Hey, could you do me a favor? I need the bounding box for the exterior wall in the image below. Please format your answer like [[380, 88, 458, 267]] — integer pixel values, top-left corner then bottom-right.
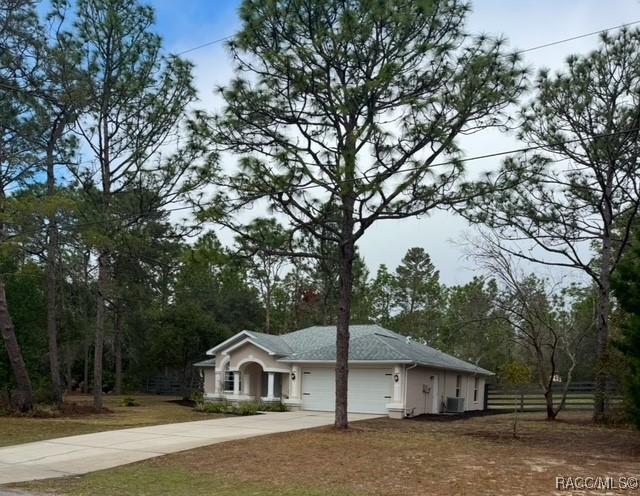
[[466, 375, 485, 411], [406, 366, 487, 415], [227, 342, 291, 372], [281, 372, 290, 399], [406, 366, 443, 415], [202, 368, 216, 395]]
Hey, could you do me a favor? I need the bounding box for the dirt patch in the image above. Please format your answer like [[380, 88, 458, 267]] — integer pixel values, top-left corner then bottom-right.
[[144, 411, 640, 496]]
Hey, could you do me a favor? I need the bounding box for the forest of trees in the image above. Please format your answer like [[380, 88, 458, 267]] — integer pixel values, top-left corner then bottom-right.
[[1, 0, 639, 428]]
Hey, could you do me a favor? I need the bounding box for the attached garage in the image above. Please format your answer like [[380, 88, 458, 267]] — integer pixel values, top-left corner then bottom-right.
[[301, 367, 393, 414], [199, 325, 494, 418]]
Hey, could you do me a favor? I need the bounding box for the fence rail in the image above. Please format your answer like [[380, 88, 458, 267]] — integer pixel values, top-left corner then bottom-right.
[[143, 375, 202, 396], [486, 382, 623, 412]]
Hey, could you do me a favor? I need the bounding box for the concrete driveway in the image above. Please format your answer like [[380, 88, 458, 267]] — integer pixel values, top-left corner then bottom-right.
[[0, 411, 378, 485]]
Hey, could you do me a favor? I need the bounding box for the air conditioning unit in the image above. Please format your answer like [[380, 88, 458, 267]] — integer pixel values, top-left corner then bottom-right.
[[446, 397, 465, 413]]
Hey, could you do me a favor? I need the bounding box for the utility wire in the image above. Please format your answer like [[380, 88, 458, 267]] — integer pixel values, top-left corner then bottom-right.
[[175, 35, 234, 56], [516, 20, 640, 54], [3, 17, 638, 160], [170, 19, 640, 58], [239, 127, 640, 194], [8, 126, 639, 232], [4, 19, 640, 228]]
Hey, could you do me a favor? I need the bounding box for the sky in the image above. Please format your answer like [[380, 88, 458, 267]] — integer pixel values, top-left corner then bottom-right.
[[147, 0, 639, 285]]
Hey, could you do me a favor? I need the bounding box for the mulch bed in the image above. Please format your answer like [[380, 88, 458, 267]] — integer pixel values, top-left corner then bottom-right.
[[165, 398, 196, 408], [0, 402, 113, 419], [408, 408, 507, 422]]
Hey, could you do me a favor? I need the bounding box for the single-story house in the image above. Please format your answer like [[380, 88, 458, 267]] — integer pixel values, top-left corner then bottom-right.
[[194, 324, 493, 418]]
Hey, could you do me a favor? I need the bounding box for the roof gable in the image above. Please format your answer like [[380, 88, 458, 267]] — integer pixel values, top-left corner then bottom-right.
[[206, 330, 291, 357]]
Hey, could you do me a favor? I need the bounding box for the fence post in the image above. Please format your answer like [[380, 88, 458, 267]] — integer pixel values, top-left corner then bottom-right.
[[484, 383, 489, 410], [520, 389, 524, 412]]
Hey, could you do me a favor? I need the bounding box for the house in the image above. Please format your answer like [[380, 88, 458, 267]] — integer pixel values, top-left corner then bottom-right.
[[194, 324, 493, 418]]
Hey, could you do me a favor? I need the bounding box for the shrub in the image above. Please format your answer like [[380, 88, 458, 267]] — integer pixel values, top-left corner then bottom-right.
[[31, 403, 62, 417], [258, 401, 288, 412], [194, 399, 283, 416], [195, 399, 230, 414], [120, 397, 140, 407], [191, 391, 204, 404], [234, 402, 260, 416]]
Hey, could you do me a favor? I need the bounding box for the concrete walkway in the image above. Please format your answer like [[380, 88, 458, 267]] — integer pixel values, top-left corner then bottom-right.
[[0, 411, 377, 485]]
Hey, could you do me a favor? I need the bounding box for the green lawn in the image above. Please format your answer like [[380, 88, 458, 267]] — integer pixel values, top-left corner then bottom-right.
[[18, 467, 345, 496], [0, 394, 221, 448], [14, 411, 640, 496]]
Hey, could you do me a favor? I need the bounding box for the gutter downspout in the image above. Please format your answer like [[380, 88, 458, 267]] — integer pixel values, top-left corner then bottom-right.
[[403, 363, 418, 417]]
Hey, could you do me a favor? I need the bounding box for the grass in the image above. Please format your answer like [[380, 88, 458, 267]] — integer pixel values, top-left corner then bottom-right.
[[0, 394, 222, 448], [14, 411, 640, 496]]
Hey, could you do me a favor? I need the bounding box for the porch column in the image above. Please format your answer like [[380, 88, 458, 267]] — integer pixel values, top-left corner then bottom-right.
[[242, 371, 251, 395], [233, 371, 241, 396], [291, 366, 301, 399], [267, 372, 275, 399], [214, 371, 223, 395], [393, 365, 403, 402]]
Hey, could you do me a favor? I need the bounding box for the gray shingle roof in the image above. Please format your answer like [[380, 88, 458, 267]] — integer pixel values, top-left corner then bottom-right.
[[279, 325, 492, 375], [244, 330, 293, 355], [217, 325, 492, 375], [193, 358, 216, 367]]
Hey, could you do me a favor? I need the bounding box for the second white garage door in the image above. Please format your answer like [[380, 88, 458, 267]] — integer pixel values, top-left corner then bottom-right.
[[301, 367, 393, 414]]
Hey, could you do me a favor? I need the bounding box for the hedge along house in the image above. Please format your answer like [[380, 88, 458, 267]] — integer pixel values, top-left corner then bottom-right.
[[194, 325, 493, 418]]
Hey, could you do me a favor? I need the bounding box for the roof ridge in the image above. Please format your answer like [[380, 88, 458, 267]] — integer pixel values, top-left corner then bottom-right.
[[365, 333, 407, 358]]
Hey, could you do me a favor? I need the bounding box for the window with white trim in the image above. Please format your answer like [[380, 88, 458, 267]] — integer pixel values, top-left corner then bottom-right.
[[473, 376, 479, 402], [455, 375, 462, 398], [223, 364, 238, 392]]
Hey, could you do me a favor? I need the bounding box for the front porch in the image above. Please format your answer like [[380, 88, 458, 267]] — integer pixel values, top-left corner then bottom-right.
[[204, 359, 289, 404]]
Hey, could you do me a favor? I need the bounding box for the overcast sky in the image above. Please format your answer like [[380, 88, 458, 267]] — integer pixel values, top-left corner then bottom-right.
[[148, 0, 638, 285]]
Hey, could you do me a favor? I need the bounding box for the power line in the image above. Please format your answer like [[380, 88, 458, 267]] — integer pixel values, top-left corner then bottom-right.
[[516, 20, 640, 55], [10, 126, 638, 232], [247, 126, 640, 194], [5, 19, 640, 229], [175, 35, 234, 56], [169, 19, 640, 59]]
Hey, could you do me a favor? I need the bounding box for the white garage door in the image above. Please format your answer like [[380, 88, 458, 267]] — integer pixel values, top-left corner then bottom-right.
[[301, 368, 393, 414]]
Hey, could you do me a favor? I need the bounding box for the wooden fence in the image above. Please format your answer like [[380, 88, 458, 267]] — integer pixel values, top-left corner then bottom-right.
[[485, 382, 623, 412], [143, 374, 203, 396]]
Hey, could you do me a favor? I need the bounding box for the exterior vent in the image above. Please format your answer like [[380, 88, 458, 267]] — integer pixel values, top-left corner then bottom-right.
[[446, 397, 465, 413]]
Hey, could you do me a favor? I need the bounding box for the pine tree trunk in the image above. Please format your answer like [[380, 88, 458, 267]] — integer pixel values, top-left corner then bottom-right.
[[265, 284, 271, 333], [63, 345, 73, 391], [82, 251, 90, 395], [93, 251, 109, 409], [593, 276, 610, 422], [45, 123, 64, 405], [0, 282, 33, 412], [46, 220, 62, 404], [594, 204, 613, 423], [335, 210, 355, 429], [82, 338, 89, 394], [0, 168, 33, 412], [114, 308, 123, 395], [335, 135, 357, 430]]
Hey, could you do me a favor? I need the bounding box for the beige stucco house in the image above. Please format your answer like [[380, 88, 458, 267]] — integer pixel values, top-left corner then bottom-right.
[[195, 325, 493, 418]]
